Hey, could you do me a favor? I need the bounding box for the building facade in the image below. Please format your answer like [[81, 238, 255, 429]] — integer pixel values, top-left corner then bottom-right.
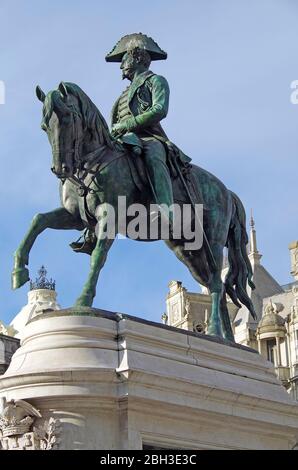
[[165, 219, 298, 400], [0, 329, 19, 375]]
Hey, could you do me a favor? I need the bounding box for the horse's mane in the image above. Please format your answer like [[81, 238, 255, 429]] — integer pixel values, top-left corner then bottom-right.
[[65, 82, 114, 148], [42, 82, 114, 149]]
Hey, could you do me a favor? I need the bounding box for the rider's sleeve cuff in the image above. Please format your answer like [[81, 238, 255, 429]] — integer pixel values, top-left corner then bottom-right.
[[125, 116, 138, 132]]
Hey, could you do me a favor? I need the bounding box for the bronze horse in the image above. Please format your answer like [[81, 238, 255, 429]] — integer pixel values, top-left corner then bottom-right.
[[12, 82, 256, 341]]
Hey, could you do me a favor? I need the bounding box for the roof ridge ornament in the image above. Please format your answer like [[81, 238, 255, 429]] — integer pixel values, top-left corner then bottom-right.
[[250, 208, 255, 229], [29, 265, 56, 291]]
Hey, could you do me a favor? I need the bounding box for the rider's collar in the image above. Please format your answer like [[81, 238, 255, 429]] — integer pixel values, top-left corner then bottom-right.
[[128, 70, 154, 102]]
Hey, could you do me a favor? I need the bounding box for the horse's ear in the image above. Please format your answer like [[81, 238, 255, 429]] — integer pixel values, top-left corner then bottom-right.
[[58, 82, 68, 98], [36, 85, 46, 103]]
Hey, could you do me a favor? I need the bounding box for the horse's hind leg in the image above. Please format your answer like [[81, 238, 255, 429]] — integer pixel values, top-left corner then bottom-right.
[[206, 259, 224, 338], [12, 207, 83, 289], [167, 240, 228, 339], [205, 242, 235, 340], [165, 240, 211, 287]]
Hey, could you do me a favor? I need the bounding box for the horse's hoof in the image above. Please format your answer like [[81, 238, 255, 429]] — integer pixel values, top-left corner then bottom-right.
[[207, 323, 223, 338], [12, 267, 30, 290], [74, 294, 93, 307]]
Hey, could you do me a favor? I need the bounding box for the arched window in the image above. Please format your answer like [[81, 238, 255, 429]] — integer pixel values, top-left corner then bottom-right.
[[267, 339, 276, 364]]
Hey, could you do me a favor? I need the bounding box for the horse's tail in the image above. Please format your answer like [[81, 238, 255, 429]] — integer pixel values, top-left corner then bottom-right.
[[224, 191, 257, 321]]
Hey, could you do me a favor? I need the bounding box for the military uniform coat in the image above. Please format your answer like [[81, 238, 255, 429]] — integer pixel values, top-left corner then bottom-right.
[[111, 70, 191, 165], [111, 70, 169, 140]]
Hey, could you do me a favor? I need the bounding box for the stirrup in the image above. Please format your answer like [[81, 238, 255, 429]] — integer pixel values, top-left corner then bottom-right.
[[69, 230, 96, 255], [69, 240, 95, 255]]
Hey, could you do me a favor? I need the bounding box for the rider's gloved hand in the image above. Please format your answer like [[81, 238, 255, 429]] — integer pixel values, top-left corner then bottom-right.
[[111, 122, 126, 138], [111, 117, 138, 138]]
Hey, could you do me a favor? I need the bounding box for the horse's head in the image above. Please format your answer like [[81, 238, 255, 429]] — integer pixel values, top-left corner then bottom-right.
[[36, 82, 85, 179]]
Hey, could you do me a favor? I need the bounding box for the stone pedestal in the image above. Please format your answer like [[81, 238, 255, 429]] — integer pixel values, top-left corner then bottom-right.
[[1, 308, 298, 450]]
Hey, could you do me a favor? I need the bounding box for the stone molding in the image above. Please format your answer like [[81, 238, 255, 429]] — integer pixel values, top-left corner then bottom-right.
[[1, 309, 298, 449]]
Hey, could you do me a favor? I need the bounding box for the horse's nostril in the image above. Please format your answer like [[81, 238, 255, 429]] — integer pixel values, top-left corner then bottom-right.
[[51, 167, 56, 173]]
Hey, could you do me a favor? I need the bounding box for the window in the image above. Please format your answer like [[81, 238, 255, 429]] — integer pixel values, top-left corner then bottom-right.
[[171, 303, 179, 323], [295, 330, 298, 362], [267, 339, 276, 364]]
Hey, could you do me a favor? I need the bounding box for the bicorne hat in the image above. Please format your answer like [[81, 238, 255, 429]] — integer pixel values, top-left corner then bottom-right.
[[105, 33, 167, 62]]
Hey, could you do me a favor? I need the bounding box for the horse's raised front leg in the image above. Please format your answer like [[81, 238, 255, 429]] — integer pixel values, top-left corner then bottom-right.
[[12, 207, 83, 289], [75, 219, 115, 307]]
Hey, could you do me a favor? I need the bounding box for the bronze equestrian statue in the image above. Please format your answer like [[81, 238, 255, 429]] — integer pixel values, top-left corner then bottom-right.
[[12, 33, 256, 342]]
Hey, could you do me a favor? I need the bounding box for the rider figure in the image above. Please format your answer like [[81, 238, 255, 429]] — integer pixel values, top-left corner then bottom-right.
[[106, 33, 175, 226], [71, 34, 191, 254]]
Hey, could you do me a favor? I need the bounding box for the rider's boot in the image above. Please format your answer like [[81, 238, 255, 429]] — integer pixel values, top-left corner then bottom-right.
[[146, 156, 174, 235], [142, 139, 174, 227], [70, 229, 97, 255]]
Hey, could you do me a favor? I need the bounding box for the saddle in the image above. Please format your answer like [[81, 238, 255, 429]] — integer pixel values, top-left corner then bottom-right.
[[120, 132, 194, 205], [70, 134, 200, 255]]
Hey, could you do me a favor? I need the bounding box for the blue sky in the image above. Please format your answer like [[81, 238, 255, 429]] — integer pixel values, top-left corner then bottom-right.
[[0, 0, 297, 324]]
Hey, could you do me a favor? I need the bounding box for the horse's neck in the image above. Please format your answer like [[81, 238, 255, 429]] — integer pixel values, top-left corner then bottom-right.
[[80, 131, 113, 169], [82, 131, 102, 155]]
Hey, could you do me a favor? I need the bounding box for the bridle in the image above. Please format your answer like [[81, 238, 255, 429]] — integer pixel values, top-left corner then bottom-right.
[[52, 105, 99, 195], [51, 97, 121, 200]]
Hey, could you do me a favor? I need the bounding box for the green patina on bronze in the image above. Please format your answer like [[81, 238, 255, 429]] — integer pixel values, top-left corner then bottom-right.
[[12, 33, 256, 342]]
